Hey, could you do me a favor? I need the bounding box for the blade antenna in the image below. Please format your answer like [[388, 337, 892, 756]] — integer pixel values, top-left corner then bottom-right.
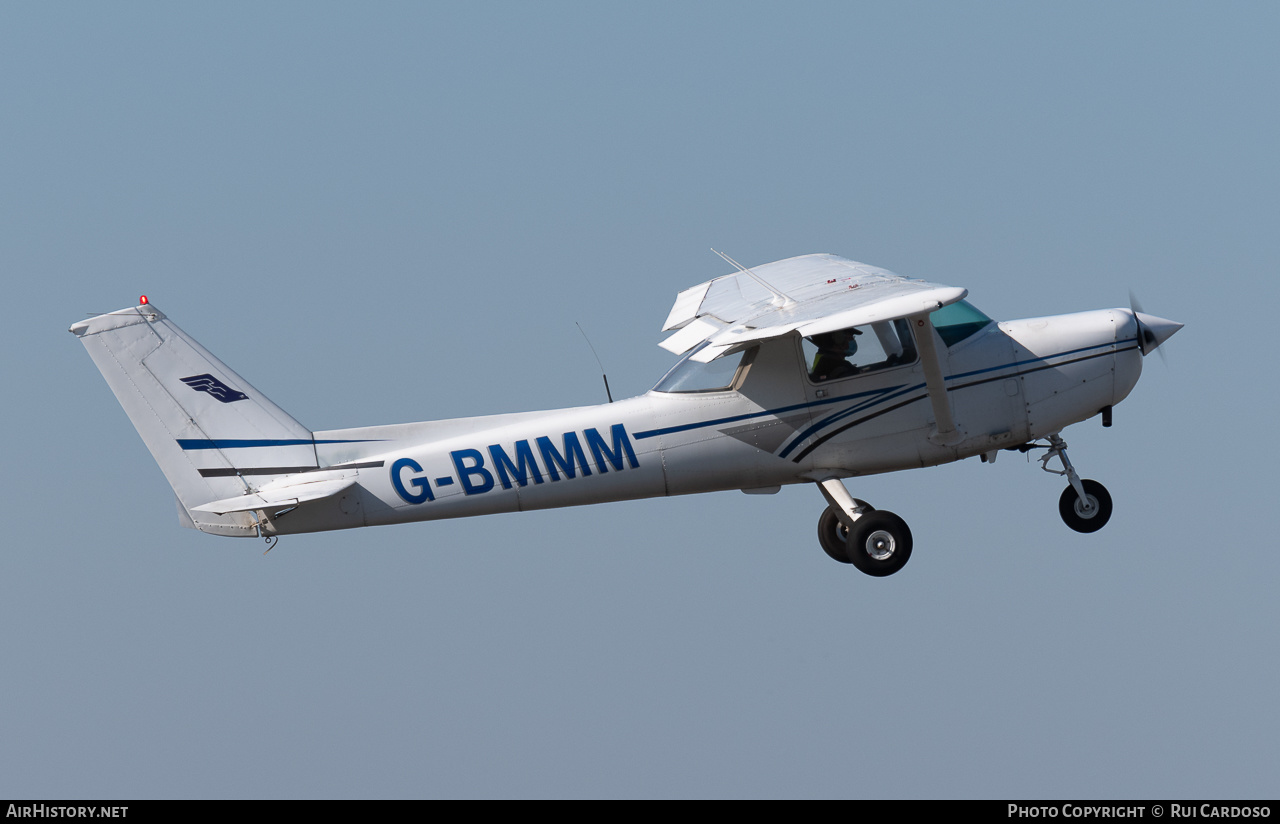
[[576, 322, 614, 403], [711, 248, 796, 308]]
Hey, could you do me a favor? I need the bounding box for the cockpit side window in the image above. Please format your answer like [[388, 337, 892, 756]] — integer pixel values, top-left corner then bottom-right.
[[930, 300, 993, 347], [802, 319, 918, 383], [653, 343, 754, 393]]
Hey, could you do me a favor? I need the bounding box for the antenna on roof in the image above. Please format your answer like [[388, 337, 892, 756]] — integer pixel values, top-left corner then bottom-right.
[[711, 248, 796, 308], [576, 322, 614, 403]]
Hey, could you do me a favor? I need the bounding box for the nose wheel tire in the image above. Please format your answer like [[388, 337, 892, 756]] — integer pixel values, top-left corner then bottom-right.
[[1058, 479, 1113, 533], [845, 510, 912, 577], [817, 501, 874, 564]]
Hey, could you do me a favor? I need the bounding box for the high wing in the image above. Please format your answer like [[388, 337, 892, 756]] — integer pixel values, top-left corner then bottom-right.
[[661, 254, 967, 362]]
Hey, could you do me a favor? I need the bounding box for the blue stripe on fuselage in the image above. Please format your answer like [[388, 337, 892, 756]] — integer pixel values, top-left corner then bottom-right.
[[636, 338, 1135, 457], [176, 438, 383, 450]]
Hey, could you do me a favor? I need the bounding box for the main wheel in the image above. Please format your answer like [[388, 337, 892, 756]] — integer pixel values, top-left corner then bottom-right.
[[845, 510, 912, 577], [1058, 479, 1113, 533], [817, 501, 874, 564]]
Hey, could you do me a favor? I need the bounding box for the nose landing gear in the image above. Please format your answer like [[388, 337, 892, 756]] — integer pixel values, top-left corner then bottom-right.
[[1040, 433, 1113, 533]]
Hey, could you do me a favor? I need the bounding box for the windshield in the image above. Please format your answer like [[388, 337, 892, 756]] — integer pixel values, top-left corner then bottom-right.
[[653, 343, 751, 393]]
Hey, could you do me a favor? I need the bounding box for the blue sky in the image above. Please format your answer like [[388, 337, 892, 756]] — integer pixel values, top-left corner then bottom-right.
[[2, 2, 1277, 798]]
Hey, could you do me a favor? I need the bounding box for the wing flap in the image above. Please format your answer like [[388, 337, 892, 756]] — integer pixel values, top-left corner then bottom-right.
[[659, 316, 729, 354]]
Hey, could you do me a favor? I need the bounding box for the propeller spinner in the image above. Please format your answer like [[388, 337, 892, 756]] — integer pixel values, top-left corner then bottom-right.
[[1129, 293, 1183, 358]]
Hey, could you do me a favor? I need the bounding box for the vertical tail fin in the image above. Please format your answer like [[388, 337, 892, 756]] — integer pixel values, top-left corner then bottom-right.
[[70, 302, 318, 537]]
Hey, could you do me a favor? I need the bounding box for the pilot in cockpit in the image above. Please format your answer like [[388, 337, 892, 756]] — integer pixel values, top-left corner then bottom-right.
[[809, 327, 862, 382]]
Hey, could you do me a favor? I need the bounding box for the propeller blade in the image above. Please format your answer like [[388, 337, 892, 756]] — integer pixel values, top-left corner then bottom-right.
[[1129, 292, 1159, 358]]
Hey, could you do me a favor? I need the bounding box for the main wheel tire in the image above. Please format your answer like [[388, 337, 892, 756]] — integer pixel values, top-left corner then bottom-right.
[[845, 510, 912, 577], [1059, 479, 1113, 533], [817, 501, 874, 564]]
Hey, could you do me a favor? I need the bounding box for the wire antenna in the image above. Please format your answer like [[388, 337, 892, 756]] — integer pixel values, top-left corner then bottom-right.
[[576, 322, 614, 403], [711, 248, 796, 308]]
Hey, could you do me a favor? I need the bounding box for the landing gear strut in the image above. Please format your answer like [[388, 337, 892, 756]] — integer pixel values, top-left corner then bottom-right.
[[1040, 434, 1113, 533]]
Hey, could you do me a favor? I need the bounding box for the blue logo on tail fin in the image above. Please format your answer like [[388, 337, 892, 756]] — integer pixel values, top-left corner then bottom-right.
[[180, 374, 249, 403]]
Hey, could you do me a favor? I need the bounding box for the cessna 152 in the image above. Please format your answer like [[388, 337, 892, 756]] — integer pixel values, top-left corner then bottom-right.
[[70, 253, 1181, 576]]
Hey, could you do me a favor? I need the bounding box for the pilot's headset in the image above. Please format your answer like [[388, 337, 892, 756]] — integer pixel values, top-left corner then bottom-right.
[[819, 328, 861, 357]]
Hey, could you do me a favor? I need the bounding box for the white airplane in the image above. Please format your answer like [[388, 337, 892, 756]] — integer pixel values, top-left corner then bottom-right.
[[70, 253, 1181, 576]]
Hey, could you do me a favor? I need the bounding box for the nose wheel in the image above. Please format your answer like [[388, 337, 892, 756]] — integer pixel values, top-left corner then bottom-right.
[[1058, 479, 1113, 533], [1040, 434, 1114, 533]]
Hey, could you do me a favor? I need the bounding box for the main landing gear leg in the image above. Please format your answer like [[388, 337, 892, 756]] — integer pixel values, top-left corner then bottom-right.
[[1041, 434, 1113, 533], [814, 479, 913, 576]]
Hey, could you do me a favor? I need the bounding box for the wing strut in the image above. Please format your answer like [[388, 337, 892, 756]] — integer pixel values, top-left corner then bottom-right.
[[908, 311, 963, 447]]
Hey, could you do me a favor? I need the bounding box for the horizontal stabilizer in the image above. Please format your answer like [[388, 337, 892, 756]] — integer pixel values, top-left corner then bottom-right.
[[192, 476, 355, 515]]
